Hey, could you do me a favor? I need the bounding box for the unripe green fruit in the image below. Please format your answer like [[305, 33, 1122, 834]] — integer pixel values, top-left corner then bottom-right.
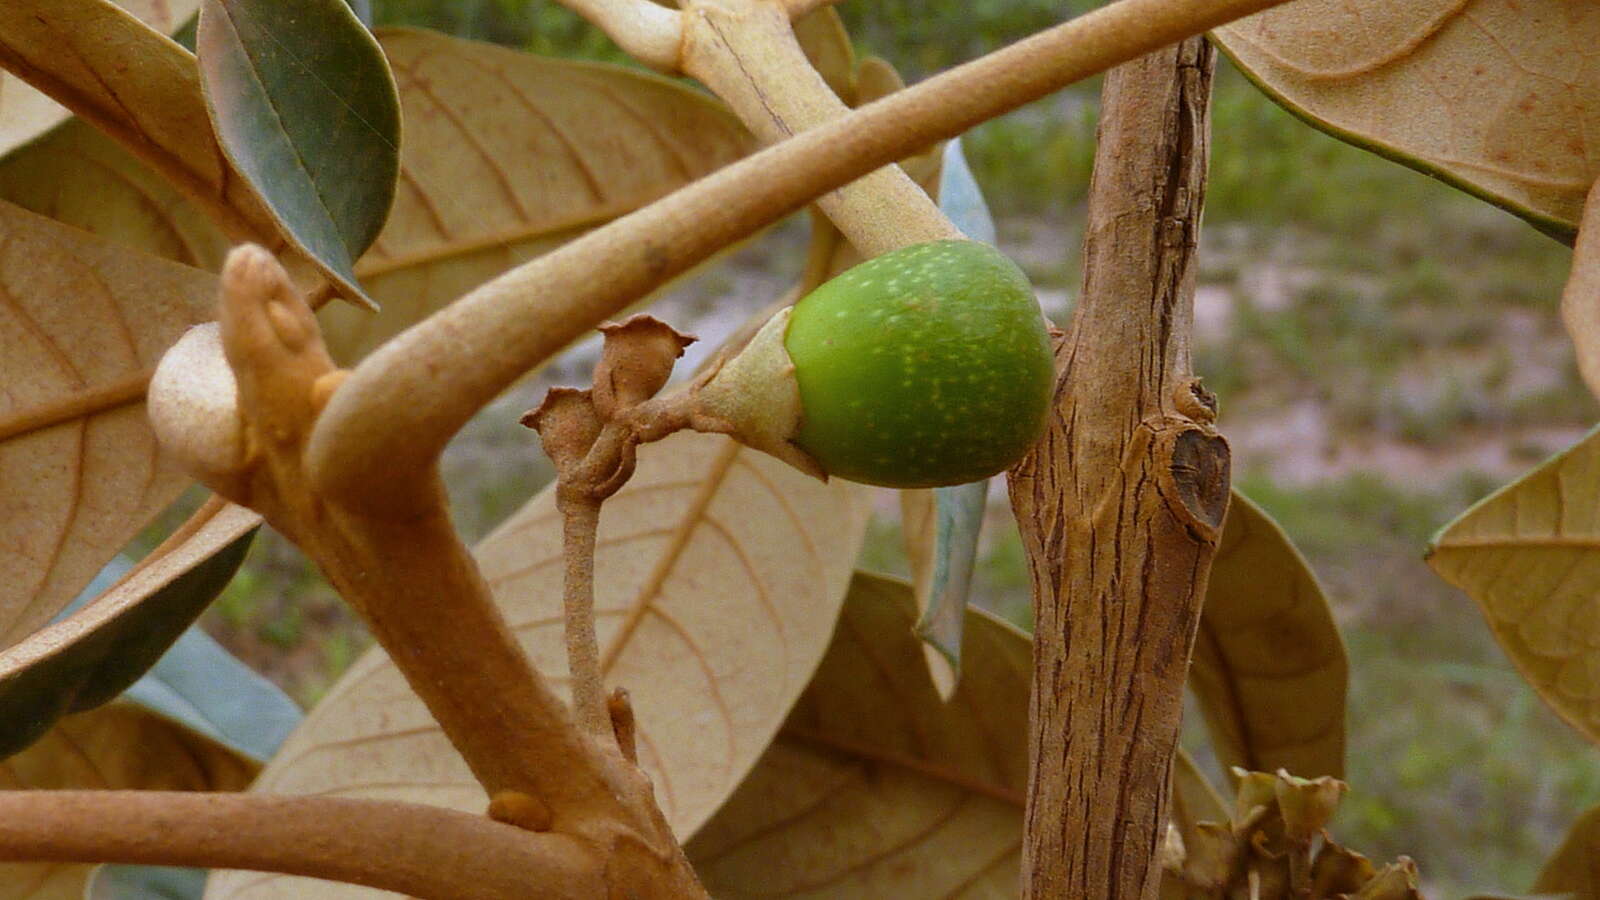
[[784, 240, 1054, 489]]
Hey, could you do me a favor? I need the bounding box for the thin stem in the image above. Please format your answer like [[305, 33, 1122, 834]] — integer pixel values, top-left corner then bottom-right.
[[0, 792, 602, 900], [308, 0, 1299, 510], [679, 0, 960, 257], [554, 0, 681, 70], [558, 486, 609, 738], [150, 247, 706, 897]]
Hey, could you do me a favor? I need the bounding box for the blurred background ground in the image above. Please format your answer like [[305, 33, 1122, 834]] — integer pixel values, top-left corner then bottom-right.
[[137, 1, 1600, 894]]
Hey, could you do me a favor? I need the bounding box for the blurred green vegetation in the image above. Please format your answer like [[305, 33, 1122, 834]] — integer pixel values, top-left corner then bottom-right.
[[178, 1, 1594, 893]]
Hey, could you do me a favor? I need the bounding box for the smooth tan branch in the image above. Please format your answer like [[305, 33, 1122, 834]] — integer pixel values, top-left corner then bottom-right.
[[308, 0, 1296, 510], [556, 0, 683, 70], [551, 0, 845, 72], [0, 792, 603, 900]]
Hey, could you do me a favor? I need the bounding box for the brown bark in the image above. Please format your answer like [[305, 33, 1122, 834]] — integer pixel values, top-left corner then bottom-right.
[[0, 792, 602, 900], [1008, 37, 1227, 899]]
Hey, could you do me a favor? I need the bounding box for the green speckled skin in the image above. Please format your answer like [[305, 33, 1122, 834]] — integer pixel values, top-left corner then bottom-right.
[[784, 240, 1055, 488]]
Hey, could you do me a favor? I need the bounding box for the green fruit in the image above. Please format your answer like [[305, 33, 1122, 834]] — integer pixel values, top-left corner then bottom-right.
[[784, 240, 1054, 489]]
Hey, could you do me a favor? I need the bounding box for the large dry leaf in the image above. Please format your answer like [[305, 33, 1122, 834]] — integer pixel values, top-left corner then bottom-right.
[[205, 431, 869, 899], [315, 28, 754, 363], [0, 700, 258, 900], [0, 0, 199, 161], [686, 572, 1027, 898], [1213, 0, 1600, 241], [0, 0, 273, 243], [1561, 183, 1600, 401], [0, 119, 231, 272], [0, 200, 215, 649], [1192, 492, 1348, 780], [1533, 804, 1600, 896], [0, 500, 258, 757], [1428, 426, 1600, 745]]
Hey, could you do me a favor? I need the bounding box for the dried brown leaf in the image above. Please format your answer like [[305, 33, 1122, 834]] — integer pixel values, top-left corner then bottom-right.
[[205, 431, 869, 899], [314, 28, 755, 363], [1191, 492, 1348, 780], [0, 120, 231, 272], [1531, 801, 1600, 895], [0, 200, 215, 649], [792, 6, 855, 102], [0, 700, 258, 900], [1171, 746, 1230, 845], [0, 0, 199, 160], [1427, 426, 1600, 745], [685, 572, 1027, 897], [0, 0, 274, 242], [1213, 1, 1600, 241]]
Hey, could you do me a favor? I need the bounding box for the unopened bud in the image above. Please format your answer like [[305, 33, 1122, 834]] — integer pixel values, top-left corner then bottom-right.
[[592, 315, 695, 420], [522, 387, 602, 474]]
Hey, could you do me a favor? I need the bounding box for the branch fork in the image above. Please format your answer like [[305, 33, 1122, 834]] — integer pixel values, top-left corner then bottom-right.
[[148, 247, 705, 898]]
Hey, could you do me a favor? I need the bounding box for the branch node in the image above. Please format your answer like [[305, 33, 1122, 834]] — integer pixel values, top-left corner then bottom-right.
[[608, 688, 638, 765], [487, 791, 555, 833]]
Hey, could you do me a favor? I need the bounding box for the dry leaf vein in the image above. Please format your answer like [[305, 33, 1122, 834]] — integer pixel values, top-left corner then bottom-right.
[[780, 725, 1024, 808], [578, 79, 697, 180], [731, 457, 824, 578], [700, 514, 788, 647], [689, 771, 862, 867], [789, 793, 974, 895], [1233, 0, 1469, 79], [392, 54, 537, 218], [453, 53, 606, 204], [598, 440, 740, 673], [941, 837, 1023, 899]]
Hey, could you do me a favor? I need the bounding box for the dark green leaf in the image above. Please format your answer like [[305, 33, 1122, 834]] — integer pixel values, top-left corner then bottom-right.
[[89, 865, 208, 900], [125, 619, 301, 762], [0, 504, 258, 758], [198, 0, 400, 308]]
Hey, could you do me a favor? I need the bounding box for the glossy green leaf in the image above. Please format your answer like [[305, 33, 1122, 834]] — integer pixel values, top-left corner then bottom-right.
[[1192, 492, 1349, 780], [0, 0, 280, 249], [88, 866, 207, 900], [0, 503, 258, 758], [198, 0, 400, 308]]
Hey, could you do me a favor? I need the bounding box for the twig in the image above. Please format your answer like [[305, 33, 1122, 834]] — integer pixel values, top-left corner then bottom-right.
[[557, 485, 608, 737], [307, 0, 1299, 511], [679, 0, 960, 257], [553, 0, 681, 70], [149, 249, 706, 897], [0, 791, 602, 900], [1009, 38, 1227, 898]]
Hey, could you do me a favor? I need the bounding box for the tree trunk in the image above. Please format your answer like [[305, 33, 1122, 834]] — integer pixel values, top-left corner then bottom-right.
[[1009, 36, 1226, 900]]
